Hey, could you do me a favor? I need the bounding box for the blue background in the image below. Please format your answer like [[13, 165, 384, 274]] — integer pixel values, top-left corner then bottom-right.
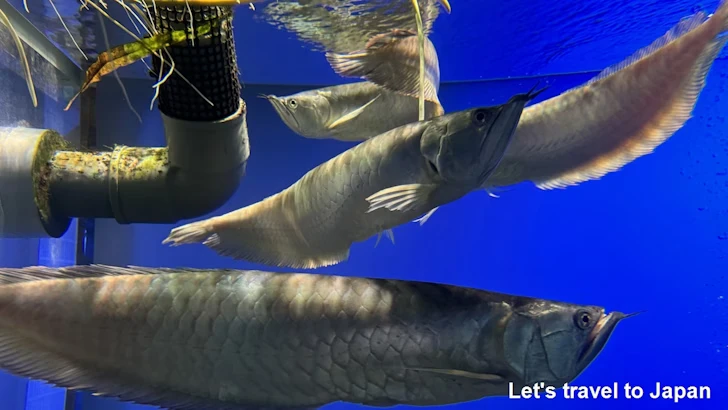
[[1, 0, 727, 409]]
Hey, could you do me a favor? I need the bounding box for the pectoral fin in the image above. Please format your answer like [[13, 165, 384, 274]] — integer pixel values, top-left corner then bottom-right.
[[366, 184, 436, 213], [327, 94, 381, 129], [405, 367, 505, 382]]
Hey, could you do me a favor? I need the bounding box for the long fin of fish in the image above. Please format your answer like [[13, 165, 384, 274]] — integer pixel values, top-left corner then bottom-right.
[[405, 367, 505, 382], [0, 325, 315, 410], [366, 184, 437, 213], [327, 94, 381, 129], [164, 212, 350, 270], [413, 207, 438, 225], [325, 30, 441, 106], [162, 219, 213, 247], [374, 229, 395, 247], [0, 265, 244, 284], [488, 2, 728, 189]]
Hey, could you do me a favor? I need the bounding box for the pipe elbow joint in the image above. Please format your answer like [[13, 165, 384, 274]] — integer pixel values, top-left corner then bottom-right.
[[107, 99, 249, 225], [162, 99, 250, 221]]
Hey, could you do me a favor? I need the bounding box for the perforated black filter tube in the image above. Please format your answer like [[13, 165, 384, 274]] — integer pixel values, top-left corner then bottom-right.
[[149, 6, 241, 122]]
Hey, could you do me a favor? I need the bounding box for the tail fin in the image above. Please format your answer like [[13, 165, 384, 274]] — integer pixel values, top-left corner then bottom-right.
[[163, 213, 350, 269], [162, 220, 213, 246]]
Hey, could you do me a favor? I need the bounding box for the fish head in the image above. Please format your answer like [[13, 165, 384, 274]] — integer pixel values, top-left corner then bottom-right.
[[502, 300, 634, 388], [420, 88, 545, 187], [262, 91, 332, 137]]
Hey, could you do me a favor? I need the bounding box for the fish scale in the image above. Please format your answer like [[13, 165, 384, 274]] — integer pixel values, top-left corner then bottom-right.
[[0, 270, 440, 402], [0, 265, 628, 409]]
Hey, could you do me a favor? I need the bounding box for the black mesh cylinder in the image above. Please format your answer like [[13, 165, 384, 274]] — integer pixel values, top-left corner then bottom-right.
[[149, 6, 241, 122]]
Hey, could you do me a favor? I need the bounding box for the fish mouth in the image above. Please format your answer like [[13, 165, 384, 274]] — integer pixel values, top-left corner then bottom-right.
[[262, 94, 302, 132], [576, 311, 639, 373]]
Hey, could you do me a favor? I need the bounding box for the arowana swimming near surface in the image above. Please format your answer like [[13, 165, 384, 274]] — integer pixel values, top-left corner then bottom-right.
[[263, 81, 442, 142], [310, 2, 728, 224], [266, 29, 444, 142], [163, 89, 541, 268], [484, 0, 728, 191], [0, 264, 633, 410]]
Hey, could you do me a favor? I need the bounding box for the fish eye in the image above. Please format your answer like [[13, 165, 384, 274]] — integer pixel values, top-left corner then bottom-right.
[[472, 109, 489, 126], [288, 99, 298, 108], [575, 310, 593, 330]]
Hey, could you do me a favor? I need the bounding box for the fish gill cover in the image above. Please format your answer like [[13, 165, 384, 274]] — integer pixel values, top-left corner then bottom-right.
[[260, 0, 441, 54]]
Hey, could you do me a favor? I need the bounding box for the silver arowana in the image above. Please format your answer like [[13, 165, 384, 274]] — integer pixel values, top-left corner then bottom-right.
[[486, 1, 728, 190], [312, 2, 728, 203], [266, 29, 444, 142], [0, 265, 634, 410], [263, 81, 442, 142], [164, 89, 542, 269]]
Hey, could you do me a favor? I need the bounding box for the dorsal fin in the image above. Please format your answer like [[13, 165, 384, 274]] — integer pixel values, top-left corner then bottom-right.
[[0, 265, 222, 285], [574, 12, 709, 91]]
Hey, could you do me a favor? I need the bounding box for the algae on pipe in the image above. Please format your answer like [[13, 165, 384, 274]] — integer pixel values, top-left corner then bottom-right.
[[0, 127, 71, 238]]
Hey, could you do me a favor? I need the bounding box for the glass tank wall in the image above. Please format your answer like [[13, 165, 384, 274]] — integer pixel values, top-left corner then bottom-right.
[[0, 1, 726, 410], [0, 0, 86, 409]]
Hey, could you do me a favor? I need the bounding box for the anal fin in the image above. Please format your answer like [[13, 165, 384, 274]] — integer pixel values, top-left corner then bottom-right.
[[374, 229, 396, 247]]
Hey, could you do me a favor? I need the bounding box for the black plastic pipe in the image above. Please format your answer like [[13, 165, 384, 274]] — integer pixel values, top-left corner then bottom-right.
[[151, 5, 241, 122]]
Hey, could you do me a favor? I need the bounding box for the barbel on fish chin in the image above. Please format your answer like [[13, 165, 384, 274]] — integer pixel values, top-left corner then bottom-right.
[[325, 29, 442, 112], [263, 81, 443, 142], [163, 89, 542, 269], [0, 265, 633, 410]]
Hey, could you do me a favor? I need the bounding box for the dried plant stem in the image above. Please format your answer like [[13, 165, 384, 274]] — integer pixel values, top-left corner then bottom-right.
[[409, 0, 425, 121]]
